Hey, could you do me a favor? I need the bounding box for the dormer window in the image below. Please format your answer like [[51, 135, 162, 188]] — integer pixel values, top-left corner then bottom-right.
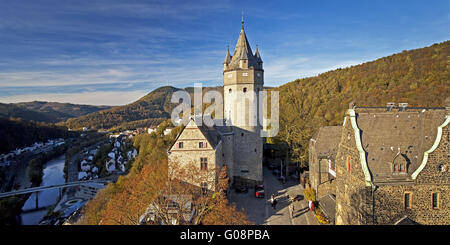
[[393, 163, 407, 173]]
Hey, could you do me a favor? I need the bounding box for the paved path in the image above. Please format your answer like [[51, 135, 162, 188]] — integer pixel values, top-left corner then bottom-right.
[[229, 167, 319, 225]]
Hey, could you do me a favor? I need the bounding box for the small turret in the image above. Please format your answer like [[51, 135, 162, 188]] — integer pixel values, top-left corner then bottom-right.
[[224, 46, 232, 70], [254, 45, 263, 69]]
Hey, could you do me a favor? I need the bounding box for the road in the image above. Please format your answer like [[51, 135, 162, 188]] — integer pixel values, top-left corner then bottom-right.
[[229, 166, 319, 225]]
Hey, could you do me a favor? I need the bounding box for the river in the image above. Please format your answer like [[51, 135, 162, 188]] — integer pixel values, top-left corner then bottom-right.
[[20, 154, 66, 225]]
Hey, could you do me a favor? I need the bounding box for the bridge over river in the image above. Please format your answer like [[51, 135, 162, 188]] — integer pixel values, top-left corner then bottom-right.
[[0, 179, 112, 210]]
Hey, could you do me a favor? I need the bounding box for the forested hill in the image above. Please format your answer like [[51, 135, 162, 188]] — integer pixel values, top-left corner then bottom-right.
[[66, 86, 183, 130], [0, 118, 76, 154], [16, 101, 111, 122], [275, 40, 450, 167], [0, 103, 58, 123], [0, 101, 111, 123]]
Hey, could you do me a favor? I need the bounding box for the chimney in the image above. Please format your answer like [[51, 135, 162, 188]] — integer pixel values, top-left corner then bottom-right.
[[398, 103, 408, 112], [386, 102, 395, 112]]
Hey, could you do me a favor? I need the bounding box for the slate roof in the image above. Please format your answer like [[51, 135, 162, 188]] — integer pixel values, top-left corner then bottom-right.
[[197, 123, 221, 149], [311, 126, 342, 159], [353, 107, 447, 183], [318, 194, 336, 224]]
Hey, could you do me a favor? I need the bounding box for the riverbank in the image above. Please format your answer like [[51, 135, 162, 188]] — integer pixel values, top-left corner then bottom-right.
[[0, 145, 67, 225], [20, 155, 66, 225]]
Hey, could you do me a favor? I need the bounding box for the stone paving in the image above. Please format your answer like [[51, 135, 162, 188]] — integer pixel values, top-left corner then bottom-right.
[[229, 166, 319, 225]]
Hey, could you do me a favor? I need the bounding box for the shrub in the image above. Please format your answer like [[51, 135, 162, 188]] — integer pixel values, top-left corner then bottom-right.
[[303, 187, 316, 202]]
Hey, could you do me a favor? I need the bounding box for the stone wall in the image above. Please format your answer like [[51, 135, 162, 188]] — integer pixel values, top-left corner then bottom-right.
[[168, 121, 220, 191], [374, 184, 449, 225], [335, 114, 373, 225]]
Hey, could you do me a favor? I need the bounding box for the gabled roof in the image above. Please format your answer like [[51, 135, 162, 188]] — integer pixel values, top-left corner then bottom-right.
[[168, 118, 222, 152], [394, 216, 420, 225], [351, 107, 447, 183]]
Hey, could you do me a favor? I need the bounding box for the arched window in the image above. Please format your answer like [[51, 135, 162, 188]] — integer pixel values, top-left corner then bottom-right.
[[243, 87, 247, 93], [229, 88, 232, 93]]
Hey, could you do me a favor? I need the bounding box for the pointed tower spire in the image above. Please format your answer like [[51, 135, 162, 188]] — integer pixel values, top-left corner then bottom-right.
[[225, 17, 261, 70], [224, 45, 231, 64], [255, 44, 262, 63]]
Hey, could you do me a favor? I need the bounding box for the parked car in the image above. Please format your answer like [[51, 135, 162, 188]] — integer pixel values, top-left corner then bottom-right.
[[255, 185, 265, 198]]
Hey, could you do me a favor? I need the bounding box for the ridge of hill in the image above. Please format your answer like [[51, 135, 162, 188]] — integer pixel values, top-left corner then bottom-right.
[[16, 101, 111, 122], [66, 86, 182, 130]]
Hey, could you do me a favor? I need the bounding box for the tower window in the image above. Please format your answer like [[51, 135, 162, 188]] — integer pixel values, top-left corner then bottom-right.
[[432, 193, 439, 209], [242, 72, 248, 76], [243, 87, 247, 93], [178, 142, 183, 148], [229, 88, 232, 93]]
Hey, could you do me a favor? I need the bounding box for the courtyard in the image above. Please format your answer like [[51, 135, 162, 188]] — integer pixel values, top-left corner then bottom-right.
[[229, 166, 319, 225]]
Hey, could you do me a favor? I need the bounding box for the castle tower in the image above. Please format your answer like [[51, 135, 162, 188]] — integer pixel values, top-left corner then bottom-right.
[[223, 19, 264, 186]]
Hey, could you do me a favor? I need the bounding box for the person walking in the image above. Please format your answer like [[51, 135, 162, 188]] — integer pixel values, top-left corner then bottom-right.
[[270, 194, 278, 210]]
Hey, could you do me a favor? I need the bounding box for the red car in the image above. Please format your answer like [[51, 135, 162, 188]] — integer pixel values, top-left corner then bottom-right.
[[255, 185, 265, 198]]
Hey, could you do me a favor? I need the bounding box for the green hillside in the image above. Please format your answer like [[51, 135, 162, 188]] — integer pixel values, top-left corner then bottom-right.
[[0, 101, 111, 123], [0, 118, 76, 154], [65, 86, 227, 131], [16, 101, 111, 122], [0, 103, 58, 123], [66, 86, 183, 130], [274, 41, 449, 167]]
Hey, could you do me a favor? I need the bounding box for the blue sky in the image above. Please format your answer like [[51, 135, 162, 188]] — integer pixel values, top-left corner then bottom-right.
[[0, 0, 448, 105]]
